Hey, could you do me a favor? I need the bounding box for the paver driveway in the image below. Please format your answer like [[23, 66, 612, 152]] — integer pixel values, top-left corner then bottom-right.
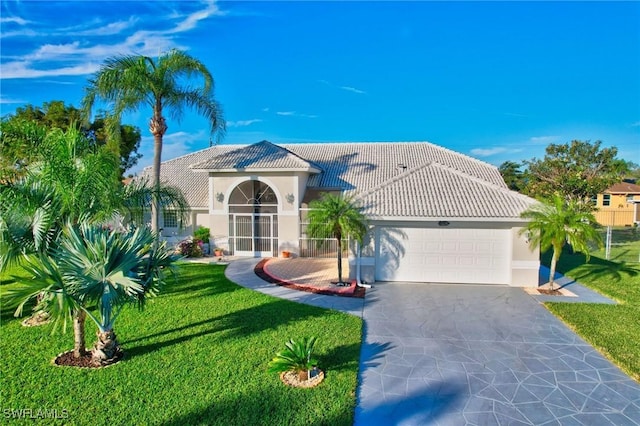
[[356, 282, 640, 426]]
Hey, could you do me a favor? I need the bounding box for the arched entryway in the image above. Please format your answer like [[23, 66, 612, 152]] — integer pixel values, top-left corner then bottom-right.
[[228, 180, 279, 257]]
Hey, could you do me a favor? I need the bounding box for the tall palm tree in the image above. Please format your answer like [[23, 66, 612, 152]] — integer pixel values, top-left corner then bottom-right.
[[306, 194, 369, 285], [11, 223, 176, 366], [520, 195, 602, 289], [82, 49, 225, 233]]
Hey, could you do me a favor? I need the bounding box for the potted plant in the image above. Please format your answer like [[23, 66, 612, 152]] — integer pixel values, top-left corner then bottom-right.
[[268, 336, 321, 383], [281, 250, 291, 258], [213, 247, 224, 257]]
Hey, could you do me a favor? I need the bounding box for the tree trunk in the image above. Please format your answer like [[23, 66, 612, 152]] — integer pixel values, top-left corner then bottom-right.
[[298, 369, 309, 382], [91, 329, 123, 366], [337, 237, 343, 284], [73, 309, 87, 358], [548, 248, 559, 290], [149, 112, 167, 235]]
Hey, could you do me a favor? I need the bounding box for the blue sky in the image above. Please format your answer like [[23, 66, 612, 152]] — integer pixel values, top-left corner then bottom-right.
[[1, 1, 638, 174]]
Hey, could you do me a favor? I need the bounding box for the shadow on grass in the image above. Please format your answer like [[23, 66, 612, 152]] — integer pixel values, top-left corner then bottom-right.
[[543, 250, 639, 282], [160, 386, 355, 426], [123, 299, 328, 360]]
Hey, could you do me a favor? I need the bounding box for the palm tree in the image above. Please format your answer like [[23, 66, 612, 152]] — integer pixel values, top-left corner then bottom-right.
[[11, 223, 176, 366], [0, 126, 121, 272], [0, 124, 184, 359], [82, 49, 225, 233], [520, 195, 602, 289], [306, 194, 369, 285]]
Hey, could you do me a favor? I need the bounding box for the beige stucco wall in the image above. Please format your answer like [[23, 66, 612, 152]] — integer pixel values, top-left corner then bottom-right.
[[196, 171, 311, 255]]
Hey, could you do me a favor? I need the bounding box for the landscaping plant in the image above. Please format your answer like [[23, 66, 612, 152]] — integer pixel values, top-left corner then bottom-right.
[[83, 49, 225, 234], [268, 336, 319, 381], [306, 194, 368, 285], [520, 194, 602, 289], [8, 223, 176, 366]]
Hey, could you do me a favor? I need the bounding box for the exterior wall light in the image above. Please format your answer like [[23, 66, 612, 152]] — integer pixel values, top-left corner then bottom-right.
[[216, 192, 224, 202], [285, 193, 295, 204]]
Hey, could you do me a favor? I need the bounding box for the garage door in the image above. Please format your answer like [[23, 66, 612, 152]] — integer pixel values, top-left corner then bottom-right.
[[375, 227, 511, 284]]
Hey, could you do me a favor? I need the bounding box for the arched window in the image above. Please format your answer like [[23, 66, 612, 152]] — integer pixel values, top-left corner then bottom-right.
[[228, 180, 278, 213]]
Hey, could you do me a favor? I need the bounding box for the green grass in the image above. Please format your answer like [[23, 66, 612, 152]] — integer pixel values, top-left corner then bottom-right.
[[542, 229, 640, 381], [1, 263, 363, 425]]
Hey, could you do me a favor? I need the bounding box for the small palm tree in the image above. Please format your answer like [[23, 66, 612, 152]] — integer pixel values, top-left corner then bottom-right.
[[520, 195, 602, 289], [11, 223, 176, 366], [268, 337, 318, 381], [306, 194, 368, 285], [82, 49, 225, 234]]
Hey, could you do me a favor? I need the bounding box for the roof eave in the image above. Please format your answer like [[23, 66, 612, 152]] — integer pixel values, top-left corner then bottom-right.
[[366, 215, 531, 223], [190, 166, 322, 174]]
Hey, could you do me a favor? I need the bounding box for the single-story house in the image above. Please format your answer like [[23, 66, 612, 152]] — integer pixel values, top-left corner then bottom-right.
[[592, 182, 640, 227], [140, 140, 540, 287]]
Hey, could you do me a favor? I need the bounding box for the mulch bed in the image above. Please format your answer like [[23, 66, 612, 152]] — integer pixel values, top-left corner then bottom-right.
[[537, 289, 564, 296], [254, 259, 365, 298], [53, 350, 122, 369]]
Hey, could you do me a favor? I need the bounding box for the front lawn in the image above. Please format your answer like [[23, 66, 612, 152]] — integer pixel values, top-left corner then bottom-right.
[[0, 263, 363, 425], [543, 231, 640, 381]]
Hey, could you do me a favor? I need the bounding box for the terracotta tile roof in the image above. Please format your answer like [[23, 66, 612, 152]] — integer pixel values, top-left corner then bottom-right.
[[138, 140, 535, 218], [605, 182, 640, 194]]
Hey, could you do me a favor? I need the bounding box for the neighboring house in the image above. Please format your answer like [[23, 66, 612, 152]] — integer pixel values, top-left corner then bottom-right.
[[592, 182, 640, 227], [140, 140, 540, 287]]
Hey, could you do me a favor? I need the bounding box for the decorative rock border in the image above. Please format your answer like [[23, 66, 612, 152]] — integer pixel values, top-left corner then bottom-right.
[[279, 369, 325, 388]]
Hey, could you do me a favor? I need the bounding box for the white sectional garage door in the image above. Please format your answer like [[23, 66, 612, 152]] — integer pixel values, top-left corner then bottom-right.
[[375, 227, 511, 284]]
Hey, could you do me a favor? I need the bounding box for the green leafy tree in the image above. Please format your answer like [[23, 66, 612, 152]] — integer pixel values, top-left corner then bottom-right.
[[524, 140, 628, 205], [11, 223, 176, 366], [82, 49, 225, 233], [520, 195, 603, 289], [499, 161, 526, 191], [1, 100, 142, 176], [306, 194, 368, 285]]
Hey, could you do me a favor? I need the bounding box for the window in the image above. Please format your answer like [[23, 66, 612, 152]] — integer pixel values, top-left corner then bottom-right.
[[602, 194, 611, 207], [228, 180, 277, 214], [163, 210, 178, 228], [590, 195, 598, 206]]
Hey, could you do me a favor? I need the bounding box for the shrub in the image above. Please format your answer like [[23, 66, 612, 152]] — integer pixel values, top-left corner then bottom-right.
[[193, 226, 210, 243], [178, 238, 203, 258], [268, 336, 318, 381]]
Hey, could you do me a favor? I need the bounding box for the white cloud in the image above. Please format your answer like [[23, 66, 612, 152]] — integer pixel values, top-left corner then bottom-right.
[[0, 61, 100, 79], [470, 147, 523, 157], [0, 1, 224, 80], [170, 1, 226, 33], [340, 85, 366, 94], [227, 119, 263, 127], [0, 16, 30, 25], [276, 111, 317, 118], [529, 135, 561, 144], [319, 79, 366, 94], [0, 95, 26, 104], [74, 17, 139, 36], [261, 107, 270, 112]]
